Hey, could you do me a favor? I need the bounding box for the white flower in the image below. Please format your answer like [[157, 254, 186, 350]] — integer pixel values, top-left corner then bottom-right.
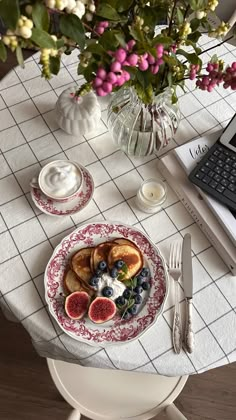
[[85, 12, 93, 21], [72, 1, 85, 18], [19, 26, 32, 39], [66, 0, 76, 12], [196, 11, 206, 20], [45, 0, 56, 8], [89, 3, 95, 12]]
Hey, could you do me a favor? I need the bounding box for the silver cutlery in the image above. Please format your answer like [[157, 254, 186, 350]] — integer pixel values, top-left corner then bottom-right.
[[182, 233, 194, 353], [169, 240, 183, 354]]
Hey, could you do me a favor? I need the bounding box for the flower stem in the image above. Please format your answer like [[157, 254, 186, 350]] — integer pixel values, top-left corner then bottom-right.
[[198, 35, 234, 56], [168, 0, 178, 36]]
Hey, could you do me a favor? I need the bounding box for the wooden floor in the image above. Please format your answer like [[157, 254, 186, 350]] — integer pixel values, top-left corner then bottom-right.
[[1, 309, 236, 420], [1, 54, 236, 420]]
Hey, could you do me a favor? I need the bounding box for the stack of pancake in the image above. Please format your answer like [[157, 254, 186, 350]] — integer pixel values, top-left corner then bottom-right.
[[64, 238, 143, 295]]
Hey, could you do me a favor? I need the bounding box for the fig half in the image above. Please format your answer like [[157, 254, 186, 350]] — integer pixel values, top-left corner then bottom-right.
[[88, 297, 116, 324], [65, 291, 90, 320]]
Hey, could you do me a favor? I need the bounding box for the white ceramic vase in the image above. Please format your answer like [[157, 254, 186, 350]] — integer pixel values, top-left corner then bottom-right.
[[55, 86, 101, 136]]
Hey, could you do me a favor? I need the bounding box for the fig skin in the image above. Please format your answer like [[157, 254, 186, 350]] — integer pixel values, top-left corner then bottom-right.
[[88, 297, 116, 324], [65, 291, 90, 320]]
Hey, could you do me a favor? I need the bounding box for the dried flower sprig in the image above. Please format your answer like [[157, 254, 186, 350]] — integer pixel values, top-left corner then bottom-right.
[[0, 0, 235, 104]]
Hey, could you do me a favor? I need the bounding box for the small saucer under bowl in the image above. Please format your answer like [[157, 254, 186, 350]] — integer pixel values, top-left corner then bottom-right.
[[30, 165, 94, 217]]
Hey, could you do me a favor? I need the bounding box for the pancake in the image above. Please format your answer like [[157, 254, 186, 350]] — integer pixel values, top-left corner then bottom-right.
[[64, 269, 94, 296], [71, 247, 94, 284], [107, 244, 143, 280], [91, 241, 116, 271]]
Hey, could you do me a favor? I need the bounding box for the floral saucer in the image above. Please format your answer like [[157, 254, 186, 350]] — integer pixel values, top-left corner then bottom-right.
[[30, 165, 94, 217]]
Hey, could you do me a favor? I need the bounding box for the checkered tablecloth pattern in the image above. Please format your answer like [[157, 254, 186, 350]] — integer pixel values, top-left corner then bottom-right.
[[0, 35, 236, 376]]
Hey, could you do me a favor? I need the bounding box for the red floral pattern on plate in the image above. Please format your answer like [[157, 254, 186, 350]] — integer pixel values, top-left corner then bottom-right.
[[31, 166, 94, 216], [44, 222, 169, 346]]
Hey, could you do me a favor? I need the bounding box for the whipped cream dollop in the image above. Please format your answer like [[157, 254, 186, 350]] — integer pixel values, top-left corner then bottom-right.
[[40, 161, 81, 198], [97, 273, 126, 301]]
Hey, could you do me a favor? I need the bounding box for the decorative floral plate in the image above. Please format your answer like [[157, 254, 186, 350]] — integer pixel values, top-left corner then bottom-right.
[[30, 165, 94, 217], [44, 222, 169, 346]]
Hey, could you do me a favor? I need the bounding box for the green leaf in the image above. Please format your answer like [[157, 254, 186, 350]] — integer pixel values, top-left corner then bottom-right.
[[190, 18, 200, 32], [59, 14, 85, 51], [56, 38, 65, 49], [137, 70, 150, 89], [129, 26, 145, 43], [0, 0, 20, 29], [131, 277, 137, 288], [121, 263, 128, 274], [82, 62, 97, 82], [123, 279, 132, 287], [99, 30, 119, 50], [163, 54, 177, 67], [176, 8, 184, 25], [117, 273, 126, 281], [152, 35, 173, 47], [114, 31, 126, 48], [188, 0, 205, 11], [96, 3, 121, 20], [32, 1, 49, 31], [210, 54, 218, 63], [86, 43, 106, 56], [16, 45, 24, 68], [0, 40, 7, 62], [185, 39, 201, 55], [177, 49, 201, 65], [126, 298, 135, 310], [167, 71, 173, 87], [187, 30, 202, 43], [49, 56, 60, 75], [31, 28, 56, 48], [172, 90, 178, 104], [117, 0, 133, 12], [134, 82, 153, 104]]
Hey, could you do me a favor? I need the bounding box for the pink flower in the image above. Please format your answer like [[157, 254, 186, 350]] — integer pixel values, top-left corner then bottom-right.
[[114, 48, 127, 64], [96, 87, 107, 96], [106, 72, 117, 84], [110, 61, 122, 72], [102, 82, 113, 93], [97, 68, 107, 80], [139, 58, 149, 71], [126, 53, 138, 66]]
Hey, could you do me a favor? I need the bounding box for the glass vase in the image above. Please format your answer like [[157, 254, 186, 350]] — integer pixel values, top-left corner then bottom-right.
[[107, 87, 181, 156]]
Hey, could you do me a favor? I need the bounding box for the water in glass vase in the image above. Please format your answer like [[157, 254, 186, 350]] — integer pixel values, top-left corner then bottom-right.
[[107, 87, 181, 157]]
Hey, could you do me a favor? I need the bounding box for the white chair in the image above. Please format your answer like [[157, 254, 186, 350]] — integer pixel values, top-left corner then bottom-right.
[[47, 358, 188, 420]]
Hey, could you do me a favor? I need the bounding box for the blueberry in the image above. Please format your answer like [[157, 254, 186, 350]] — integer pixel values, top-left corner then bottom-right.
[[102, 286, 113, 297], [142, 281, 150, 291], [128, 304, 138, 315], [89, 276, 99, 287], [134, 286, 143, 294], [111, 267, 118, 278], [98, 260, 107, 271], [123, 288, 131, 299], [137, 275, 144, 286], [134, 294, 142, 304], [115, 259, 125, 269], [115, 296, 125, 306], [140, 267, 149, 277]]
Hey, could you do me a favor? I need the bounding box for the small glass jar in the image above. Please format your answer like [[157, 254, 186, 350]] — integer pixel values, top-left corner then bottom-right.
[[136, 178, 167, 214]]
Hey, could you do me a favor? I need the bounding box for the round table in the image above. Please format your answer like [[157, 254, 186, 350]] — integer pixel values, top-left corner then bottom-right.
[[0, 35, 236, 377]]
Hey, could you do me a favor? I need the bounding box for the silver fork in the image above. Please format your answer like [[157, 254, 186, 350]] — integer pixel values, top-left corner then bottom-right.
[[169, 240, 183, 354]]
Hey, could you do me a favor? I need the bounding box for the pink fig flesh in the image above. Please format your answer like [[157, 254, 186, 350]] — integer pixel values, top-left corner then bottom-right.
[[65, 291, 90, 320], [88, 297, 116, 324]]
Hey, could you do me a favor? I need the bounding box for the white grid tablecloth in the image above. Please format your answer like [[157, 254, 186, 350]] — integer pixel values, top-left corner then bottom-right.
[[0, 35, 236, 376]]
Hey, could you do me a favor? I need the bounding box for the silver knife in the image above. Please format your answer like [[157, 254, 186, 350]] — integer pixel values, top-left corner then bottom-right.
[[182, 233, 194, 353]]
